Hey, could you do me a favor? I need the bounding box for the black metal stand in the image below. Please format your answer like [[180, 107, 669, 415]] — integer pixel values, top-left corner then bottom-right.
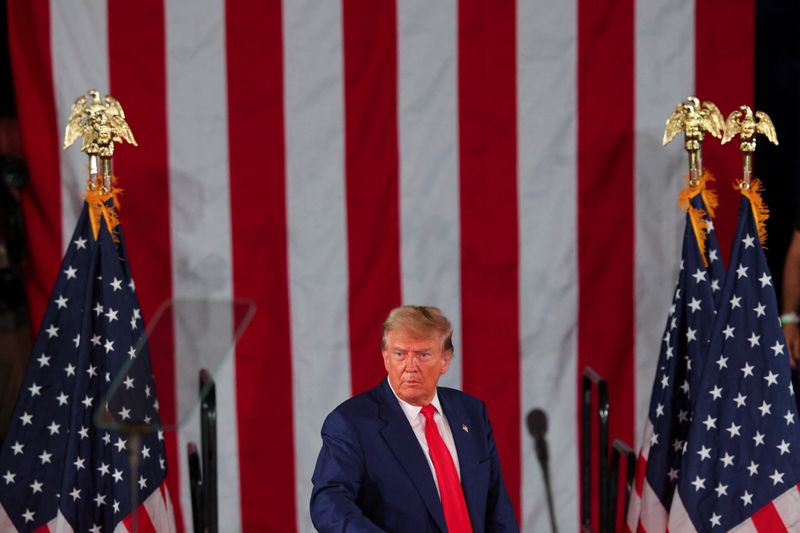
[[187, 369, 218, 533], [609, 439, 636, 531]]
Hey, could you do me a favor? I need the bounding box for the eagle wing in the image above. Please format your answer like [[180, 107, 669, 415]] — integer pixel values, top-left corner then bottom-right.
[[721, 110, 742, 145], [105, 95, 137, 146], [755, 111, 778, 145], [63, 95, 87, 149], [663, 105, 684, 145], [701, 101, 724, 139]]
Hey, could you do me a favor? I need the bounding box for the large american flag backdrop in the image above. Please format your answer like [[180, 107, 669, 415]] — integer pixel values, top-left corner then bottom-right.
[[7, 0, 758, 531]]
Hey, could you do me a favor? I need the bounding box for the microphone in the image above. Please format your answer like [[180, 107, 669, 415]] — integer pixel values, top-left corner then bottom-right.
[[527, 408, 558, 533]]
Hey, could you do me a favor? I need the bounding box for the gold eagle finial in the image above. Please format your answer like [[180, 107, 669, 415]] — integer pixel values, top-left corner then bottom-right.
[[63, 90, 137, 158], [721, 105, 778, 187], [662, 96, 724, 182]]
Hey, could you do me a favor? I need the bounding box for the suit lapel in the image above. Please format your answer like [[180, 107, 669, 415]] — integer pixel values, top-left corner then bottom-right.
[[377, 381, 447, 532], [440, 390, 483, 532]]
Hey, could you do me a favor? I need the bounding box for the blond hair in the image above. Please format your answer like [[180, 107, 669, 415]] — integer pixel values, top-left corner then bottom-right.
[[381, 305, 454, 355]]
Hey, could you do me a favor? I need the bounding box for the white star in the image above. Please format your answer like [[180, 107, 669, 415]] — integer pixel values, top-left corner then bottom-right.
[[742, 233, 755, 249], [3, 471, 15, 484], [716, 355, 728, 369], [670, 317, 677, 330], [110, 277, 123, 291], [688, 297, 702, 312], [98, 462, 110, 476], [741, 363, 755, 378], [11, 442, 23, 455], [676, 288, 682, 300], [720, 452, 734, 467], [711, 279, 720, 292], [69, 487, 81, 501], [758, 401, 772, 416], [771, 341, 785, 356], [753, 302, 766, 317], [55, 294, 68, 309], [770, 469, 785, 485], [91, 334, 102, 346], [160, 456, 166, 470], [777, 440, 791, 455], [45, 324, 59, 338], [709, 513, 722, 527], [36, 353, 50, 367], [123, 376, 135, 390], [753, 431, 765, 447], [785, 409, 796, 425], [22, 509, 34, 523], [661, 375, 669, 389], [105, 307, 118, 322], [94, 493, 106, 507], [74, 457, 85, 470], [89, 524, 101, 533], [138, 476, 147, 490], [114, 437, 127, 452], [733, 392, 747, 408], [680, 380, 690, 395], [702, 415, 717, 430], [709, 248, 719, 261], [714, 483, 728, 497], [686, 327, 697, 342], [747, 332, 760, 347], [46, 421, 60, 435], [730, 295, 742, 309], [65, 362, 76, 376], [113, 500, 120, 513], [672, 439, 684, 452], [129, 278, 136, 291], [19, 412, 32, 426], [39, 450, 52, 464], [64, 266, 77, 279], [118, 406, 131, 421], [736, 264, 748, 279], [709, 385, 723, 400], [723, 325, 735, 339], [128, 346, 137, 359], [741, 491, 753, 506], [697, 445, 712, 461], [73, 333, 80, 347], [56, 391, 69, 406], [691, 475, 706, 491], [74, 236, 87, 249], [78, 426, 89, 439], [141, 445, 151, 459], [28, 383, 41, 397], [725, 422, 741, 438], [759, 272, 772, 287], [667, 468, 679, 481], [692, 269, 707, 283], [86, 364, 97, 378], [764, 370, 779, 386], [104, 339, 114, 353], [82, 395, 93, 408], [145, 385, 152, 398], [665, 345, 673, 359], [747, 460, 759, 476], [112, 469, 123, 483], [102, 432, 111, 445], [133, 308, 142, 320], [94, 302, 103, 316], [706, 220, 715, 232]]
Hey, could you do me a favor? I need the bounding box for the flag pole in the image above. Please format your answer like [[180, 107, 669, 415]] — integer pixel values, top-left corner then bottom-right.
[[662, 95, 724, 186]]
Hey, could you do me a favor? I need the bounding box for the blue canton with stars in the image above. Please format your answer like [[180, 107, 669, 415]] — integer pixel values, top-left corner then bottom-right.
[[641, 192, 723, 511], [675, 194, 800, 531], [0, 203, 167, 532]]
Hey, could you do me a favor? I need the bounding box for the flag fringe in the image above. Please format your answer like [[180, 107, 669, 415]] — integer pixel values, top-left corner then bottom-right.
[[736, 178, 769, 248], [84, 180, 123, 242], [678, 170, 717, 267]]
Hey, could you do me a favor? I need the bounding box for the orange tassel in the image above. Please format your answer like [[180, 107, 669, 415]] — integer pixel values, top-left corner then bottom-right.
[[736, 178, 769, 248], [83, 179, 123, 242], [677, 170, 716, 267]]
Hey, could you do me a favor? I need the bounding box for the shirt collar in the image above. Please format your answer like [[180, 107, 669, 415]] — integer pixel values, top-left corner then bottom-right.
[[386, 376, 442, 421]]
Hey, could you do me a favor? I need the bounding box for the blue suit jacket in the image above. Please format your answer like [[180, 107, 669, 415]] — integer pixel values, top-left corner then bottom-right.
[[310, 380, 519, 532]]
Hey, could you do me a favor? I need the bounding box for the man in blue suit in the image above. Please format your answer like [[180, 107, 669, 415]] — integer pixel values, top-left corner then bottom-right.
[[310, 306, 519, 532]]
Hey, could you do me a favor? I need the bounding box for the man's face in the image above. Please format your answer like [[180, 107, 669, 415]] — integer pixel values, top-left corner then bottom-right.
[[382, 329, 451, 406]]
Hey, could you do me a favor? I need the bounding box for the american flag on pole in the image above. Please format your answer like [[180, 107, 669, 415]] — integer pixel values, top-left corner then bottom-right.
[[5, 0, 759, 530], [626, 174, 724, 532], [0, 194, 175, 532], [668, 184, 800, 532]]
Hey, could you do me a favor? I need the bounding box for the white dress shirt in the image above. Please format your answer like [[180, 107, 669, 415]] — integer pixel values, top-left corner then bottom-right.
[[387, 378, 461, 496]]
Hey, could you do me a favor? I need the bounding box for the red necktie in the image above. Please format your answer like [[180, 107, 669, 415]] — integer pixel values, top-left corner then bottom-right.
[[421, 404, 472, 532]]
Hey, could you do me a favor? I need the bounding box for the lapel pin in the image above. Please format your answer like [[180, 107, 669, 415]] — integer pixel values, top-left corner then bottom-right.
[[462, 424, 469, 433]]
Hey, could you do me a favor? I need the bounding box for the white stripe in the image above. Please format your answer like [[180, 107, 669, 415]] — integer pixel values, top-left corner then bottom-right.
[[143, 484, 175, 532], [396, 0, 462, 389], [627, 419, 653, 530], [49, 0, 109, 248], [48, 510, 76, 533], [626, 487, 642, 533], [667, 492, 697, 532], [164, 2, 238, 530], [634, 0, 696, 440], [517, 0, 578, 530], [0, 503, 17, 532], [283, 2, 351, 531], [638, 478, 668, 532], [772, 484, 800, 530], [729, 518, 758, 533]]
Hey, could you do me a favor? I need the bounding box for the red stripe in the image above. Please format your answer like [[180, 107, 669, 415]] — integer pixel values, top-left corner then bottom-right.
[[342, 0, 402, 394], [107, 3, 182, 528], [225, 0, 296, 530], [577, 0, 636, 528], [7, 0, 62, 331], [635, 453, 646, 496], [695, 0, 754, 260], [457, 0, 521, 519], [123, 504, 158, 533], [751, 502, 786, 531]]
